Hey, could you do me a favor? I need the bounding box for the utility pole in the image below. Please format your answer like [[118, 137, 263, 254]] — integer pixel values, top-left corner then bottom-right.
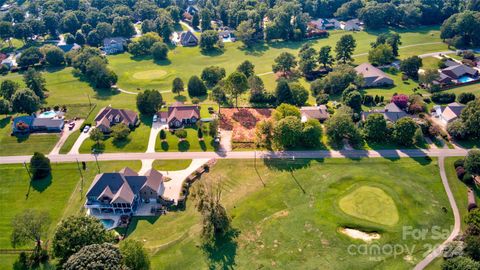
[[92, 150, 100, 173], [76, 159, 84, 195]]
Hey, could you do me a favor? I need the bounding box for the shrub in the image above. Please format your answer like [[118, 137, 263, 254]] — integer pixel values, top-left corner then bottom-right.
[[454, 159, 465, 169], [191, 97, 200, 104], [175, 129, 187, 139], [391, 94, 409, 109], [30, 152, 51, 180], [458, 92, 476, 104], [197, 128, 203, 138], [463, 173, 473, 184], [431, 92, 456, 104], [456, 166, 466, 180], [159, 129, 166, 140]]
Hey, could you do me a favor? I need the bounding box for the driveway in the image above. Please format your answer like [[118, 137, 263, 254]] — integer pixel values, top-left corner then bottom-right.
[[147, 121, 166, 153], [68, 127, 92, 155], [219, 130, 232, 152], [49, 120, 84, 155]]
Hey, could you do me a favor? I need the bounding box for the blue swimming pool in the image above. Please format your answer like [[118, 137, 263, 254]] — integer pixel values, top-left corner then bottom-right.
[[38, 110, 57, 118], [458, 75, 475, 83], [100, 219, 115, 229]]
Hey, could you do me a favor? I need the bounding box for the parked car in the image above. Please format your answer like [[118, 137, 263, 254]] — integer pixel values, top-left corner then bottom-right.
[[68, 122, 75, 130], [83, 125, 90, 133], [153, 115, 158, 122]]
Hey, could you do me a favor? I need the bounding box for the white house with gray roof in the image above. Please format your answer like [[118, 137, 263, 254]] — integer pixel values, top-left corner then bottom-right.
[[355, 63, 394, 87]]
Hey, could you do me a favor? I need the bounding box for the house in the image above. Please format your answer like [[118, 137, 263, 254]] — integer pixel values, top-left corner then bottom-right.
[[179, 31, 198, 47], [440, 63, 478, 80], [340, 19, 362, 31], [355, 63, 394, 87], [94, 107, 139, 133], [434, 102, 465, 124], [103, 37, 128, 54], [57, 40, 80, 52], [12, 115, 64, 134], [300, 105, 329, 122], [324, 18, 341, 29], [84, 167, 165, 221], [434, 73, 453, 86], [158, 102, 200, 129], [361, 103, 409, 122]]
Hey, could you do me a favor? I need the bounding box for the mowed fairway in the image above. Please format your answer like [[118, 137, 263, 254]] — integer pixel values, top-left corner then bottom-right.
[[124, 158, 454, 270]]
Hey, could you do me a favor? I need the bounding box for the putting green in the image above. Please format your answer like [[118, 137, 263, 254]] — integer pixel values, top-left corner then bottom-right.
[[132, 70, 168, 80], [339, 186, 399, 226]]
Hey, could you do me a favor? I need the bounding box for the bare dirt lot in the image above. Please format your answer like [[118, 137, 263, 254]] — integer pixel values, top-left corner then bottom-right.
[[219, 108, 272, 144]]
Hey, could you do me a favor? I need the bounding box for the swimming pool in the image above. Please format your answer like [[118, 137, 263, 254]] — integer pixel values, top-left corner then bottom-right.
[[38, 110, 57, 118], [100, 219, 115, 229], [458, 75, 475, 84]]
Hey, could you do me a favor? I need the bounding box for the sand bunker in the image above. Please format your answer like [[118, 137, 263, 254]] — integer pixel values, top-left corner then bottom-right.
[[339, 228, 381, 242]]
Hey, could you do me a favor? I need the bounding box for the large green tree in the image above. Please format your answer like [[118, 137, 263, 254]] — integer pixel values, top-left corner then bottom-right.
[[272, 52, 297, 74], [119, 239, 150, 270], [225, 71, 248, 107], [199, 30, 220, 51], [465, 150, 480, 176], [273, 116, 303, 149], [335, 34, 356, 63], [24, 68, 46, 99], [187, 75, 207, 97], [11, 89, 40, 114], [64, 243, 126, 270], [11, 210, 51, 258], [460, 99, 480, 138], [30, 152, 51, 179], [0, 80, 19, 100], [393, 117, 417, 146]]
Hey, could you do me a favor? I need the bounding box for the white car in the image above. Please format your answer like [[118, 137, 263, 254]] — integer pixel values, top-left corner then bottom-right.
[[153, 115, 158, 122], [83, 125, 90, 133]]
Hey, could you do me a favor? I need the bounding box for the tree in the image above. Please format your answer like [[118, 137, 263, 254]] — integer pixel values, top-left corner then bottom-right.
[[363, 113, 389, 142], [113, 16, 135, 37], [393, 117, 417, 146], [275, 79, 293, 105], [199, 30, 220, 51], [61, 12, 80, 34], [343, 89, 363, 111], [64, 33, 75, 44], [390, 94, 408, 108], [200, 9, 212, 31], [458, 93, 476, 104], [150, 42, 169, 60], [272, 52, 297, 74], [318, 45, 334, 68], [111, 123, 131, 141], [128, 32, 162, 56], [86, 30, 102, 47], [225, 71, 248, 107], [465, 150, 480, 176], [0, 22, 13, 47], [52, 216, 114, 263], [441, 256, 480, 270], [188, 76, 207, 97], [44, 46, 65, 66], [201, 66, 226, 87], [298, 46, 318, 75], [11, 209, 51, 259], [0, 80, 19, 100], [273, 103, 301, 121], [84, 57, 118, 89], [154, 10, 174, 42], [460, 99, 480, 138], [75, 31, 86, 45], [172, 77, 184, 96], [237, 60, 255, 78], [89, 128, 103, 146], [24, 68, 47, 99], [335, 34, 356, 63], [273, 116, 303, 149], [464, 235, 480, 261], [440, 11, 480, 48], [63, 243, 125, 270], [192, 181, 231, 244], [325, 106, 361, 146], [289, 83, 308, 106], [400, 56, 423, 79], [302, 119, 323, 147], [371, 33, 402, 57], [30, 152, 51, 180], [119, 239, 150, 270], [0, 99, 10, 116], [313, 65, 362, 95], [447, 119, 467, 139], [419, 69, 440, 89], [159, 129, 166, 140], [368, 44, 394, 66], [18, 47, 43, 68], [136, 89, 163, 115], [235, 20, 256, 47], [11, 89, 40, 114], [192, 13, 200, 29]]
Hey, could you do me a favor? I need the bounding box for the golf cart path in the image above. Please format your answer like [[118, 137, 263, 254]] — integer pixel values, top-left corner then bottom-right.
[[413, 156, 461, 270]]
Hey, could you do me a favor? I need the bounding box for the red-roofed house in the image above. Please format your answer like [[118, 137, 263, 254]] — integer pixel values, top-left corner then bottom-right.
[[159, 102, 200, 129], [94, 106, 139, 133]]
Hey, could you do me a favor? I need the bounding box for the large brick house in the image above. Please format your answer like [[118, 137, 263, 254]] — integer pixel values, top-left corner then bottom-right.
[[158, 102, 200, 129], [94, 107, 139, 133]]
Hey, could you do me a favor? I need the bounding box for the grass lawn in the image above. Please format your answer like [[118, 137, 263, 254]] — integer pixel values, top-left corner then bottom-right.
[[79, 115, 152, 154], [359, 69, 425, 100], [0, 117, 59, 156], [124, 158, 454, 269], [422, 57, 441, 70], [152, 159, 192, 171], [444, 82, 480, 96], [0, 161, 141, 251], [155, 128, 215, 152]]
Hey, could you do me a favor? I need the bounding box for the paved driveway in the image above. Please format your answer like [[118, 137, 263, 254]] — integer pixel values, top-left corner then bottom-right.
[[68, 127, 92, 155], [50, 120, 84, 155], [147, 121, 166, 153], [162, 159, 210, 203]]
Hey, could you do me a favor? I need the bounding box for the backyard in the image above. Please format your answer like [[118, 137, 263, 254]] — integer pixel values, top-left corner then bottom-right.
[[124, 158, 454, 269]]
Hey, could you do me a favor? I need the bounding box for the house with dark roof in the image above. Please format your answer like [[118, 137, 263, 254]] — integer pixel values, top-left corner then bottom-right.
[[355, 63, 394, 87], [300, 105, 329, 122], [56, 40, 80, 52], [94, 107, 139, 133], [434, 102, 466, 124], [158, 102, 200, 129], [179, 31, 198, 47], [361, 103, 409, 122], [441, 64, 478, 80], [12, 115, 64, 134], [85, 167, 165, 220], [103, 37, 128, 54]]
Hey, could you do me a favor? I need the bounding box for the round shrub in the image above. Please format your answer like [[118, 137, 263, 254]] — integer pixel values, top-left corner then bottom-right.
[[175, 129, 187, 139], [456, 166, 466, 180], [463, 173, 473, 184], [191, 97, 200, 104], [454, 159, 465, 169]]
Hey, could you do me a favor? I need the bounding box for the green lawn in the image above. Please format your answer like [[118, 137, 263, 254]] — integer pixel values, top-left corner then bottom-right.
[[0, 161, 141, 251], [124, 158, 454, 269], [360, 69, 425, 100], [155, 128, 215, 152], [422, 57, 441, 70], [0, 117, 59, 156], [152, 159, 192, 171]]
